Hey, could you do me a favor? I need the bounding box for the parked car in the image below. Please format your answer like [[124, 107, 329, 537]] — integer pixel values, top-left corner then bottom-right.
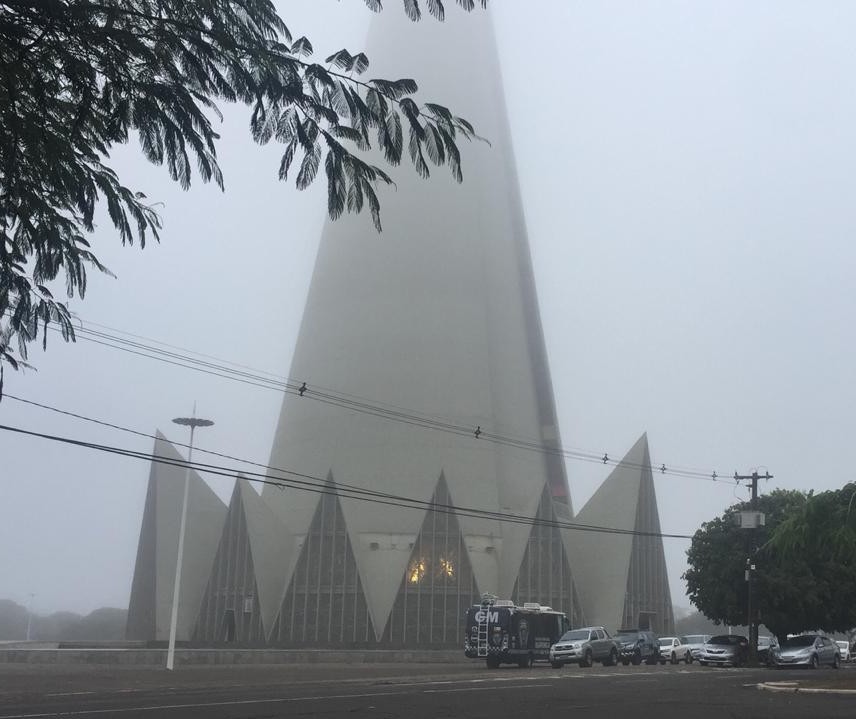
[[757, 636, 779, 666], [771, 635, 840, 669], [680, 634, 710, 660], [697, 634, 749, 667], [549, 627, 621, 668], [613, 629, 660, 666], [658, 636, 692, 664], [835, 641, 852, 662]]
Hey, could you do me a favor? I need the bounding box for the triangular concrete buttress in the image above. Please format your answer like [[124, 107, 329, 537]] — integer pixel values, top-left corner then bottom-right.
[[126, 460, 158, 640], [564, 434, 649, 631], [621, 442, 674, 634], [193, 480, 265, 643], [271, 476, 376, 645], [238, 477, 292, 641], [127, 431, 227, 641], [381, 473, 481, 646], [512, 483, 585, 626]]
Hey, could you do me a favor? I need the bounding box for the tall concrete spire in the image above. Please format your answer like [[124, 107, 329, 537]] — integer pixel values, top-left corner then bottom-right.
[[260, 6, 574, 642]]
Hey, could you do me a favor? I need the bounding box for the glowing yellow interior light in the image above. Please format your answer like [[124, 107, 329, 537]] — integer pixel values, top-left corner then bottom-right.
[[409, 559, 427, 584], [439, 557, 454, 578]]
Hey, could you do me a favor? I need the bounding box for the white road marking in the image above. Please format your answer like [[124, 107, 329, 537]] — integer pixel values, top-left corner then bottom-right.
[[0, 680, 558, 719], [0, 690, 412, 719], [424, 684, 552, 694]]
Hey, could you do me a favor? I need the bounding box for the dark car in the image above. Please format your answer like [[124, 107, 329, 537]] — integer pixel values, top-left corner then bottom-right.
[[698, 634, 749, 667], [757, 636, 779, 666], [613, 629, 660, 665]]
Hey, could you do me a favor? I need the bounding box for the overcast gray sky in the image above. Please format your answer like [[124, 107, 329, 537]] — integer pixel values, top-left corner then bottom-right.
[[2, 0, 855, 618]]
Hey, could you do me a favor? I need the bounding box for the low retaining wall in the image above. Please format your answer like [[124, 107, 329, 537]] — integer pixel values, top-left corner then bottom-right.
[[0, 648, 466, 666]]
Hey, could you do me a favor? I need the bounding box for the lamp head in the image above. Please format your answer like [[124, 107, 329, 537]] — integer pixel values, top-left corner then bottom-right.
[[172, 417, 215, 428]]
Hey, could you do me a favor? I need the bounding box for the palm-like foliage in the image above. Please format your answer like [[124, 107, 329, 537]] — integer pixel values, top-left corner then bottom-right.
[[764, 483, 856, 634], [685, 486, 856, 640], [0, 0, 486, 388]]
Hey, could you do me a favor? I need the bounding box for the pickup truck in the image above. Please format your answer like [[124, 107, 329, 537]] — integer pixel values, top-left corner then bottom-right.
[[549, 626, 621, 668]]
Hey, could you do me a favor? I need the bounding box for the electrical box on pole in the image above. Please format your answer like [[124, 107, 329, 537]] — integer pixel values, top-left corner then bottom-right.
[[734, 511, 766, 528]]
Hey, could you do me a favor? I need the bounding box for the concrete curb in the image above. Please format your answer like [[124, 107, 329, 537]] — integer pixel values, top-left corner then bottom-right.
[[758, 681, 856, 696], [0, 648, 466, 666]]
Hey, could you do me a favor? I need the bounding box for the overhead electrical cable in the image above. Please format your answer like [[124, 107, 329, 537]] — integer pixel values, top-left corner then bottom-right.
[[0, 421, 695, 541], [9, 312, 736, 482]]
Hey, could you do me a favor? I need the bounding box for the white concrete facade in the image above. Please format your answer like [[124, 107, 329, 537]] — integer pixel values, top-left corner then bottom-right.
[[127, 8, 673, 647]]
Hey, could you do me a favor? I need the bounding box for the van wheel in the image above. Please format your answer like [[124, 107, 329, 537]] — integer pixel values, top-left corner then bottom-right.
[[486, 656, 500, 669], [685, 652, 692, 664], [670, 652, 678, 665], [579, 649, 593, 668]]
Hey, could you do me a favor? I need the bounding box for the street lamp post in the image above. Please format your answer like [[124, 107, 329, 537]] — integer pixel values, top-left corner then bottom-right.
[[165, 406, 214, 671]]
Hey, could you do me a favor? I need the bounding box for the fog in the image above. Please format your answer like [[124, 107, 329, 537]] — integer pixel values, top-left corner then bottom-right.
[[2, 0, 855, 618]]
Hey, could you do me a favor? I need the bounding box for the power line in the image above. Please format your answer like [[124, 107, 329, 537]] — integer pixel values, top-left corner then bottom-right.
[[0, 421, 695, 541], [1, 394, 433, 506], [19, 316, 738, 484]]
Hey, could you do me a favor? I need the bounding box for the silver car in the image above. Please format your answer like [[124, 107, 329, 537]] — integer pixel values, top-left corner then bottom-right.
[[680, 634, 710, 660], [549, 627, 620, 668], [697, 634, 749, 667], [771, 634, 840, 669]]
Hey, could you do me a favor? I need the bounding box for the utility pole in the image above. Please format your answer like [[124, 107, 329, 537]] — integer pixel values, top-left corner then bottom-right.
[[734, 470, 773, 667]]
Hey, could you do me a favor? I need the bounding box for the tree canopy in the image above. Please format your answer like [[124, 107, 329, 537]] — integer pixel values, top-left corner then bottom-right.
[[765, 482, 856, 635], [0, 0, 487, 389], [684, 486, 856, 642]]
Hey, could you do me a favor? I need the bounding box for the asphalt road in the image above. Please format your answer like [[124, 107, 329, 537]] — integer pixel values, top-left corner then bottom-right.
[[0, 661, 853, 719]]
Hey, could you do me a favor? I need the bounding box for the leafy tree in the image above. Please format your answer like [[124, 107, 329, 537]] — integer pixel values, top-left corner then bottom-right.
[[684, 489, 810, 643], [765, 482, 856, 636], [0, 0, 486, 389]]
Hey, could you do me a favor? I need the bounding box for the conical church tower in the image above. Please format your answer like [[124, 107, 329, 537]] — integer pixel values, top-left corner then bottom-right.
[[258, 7, 581, 646]]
